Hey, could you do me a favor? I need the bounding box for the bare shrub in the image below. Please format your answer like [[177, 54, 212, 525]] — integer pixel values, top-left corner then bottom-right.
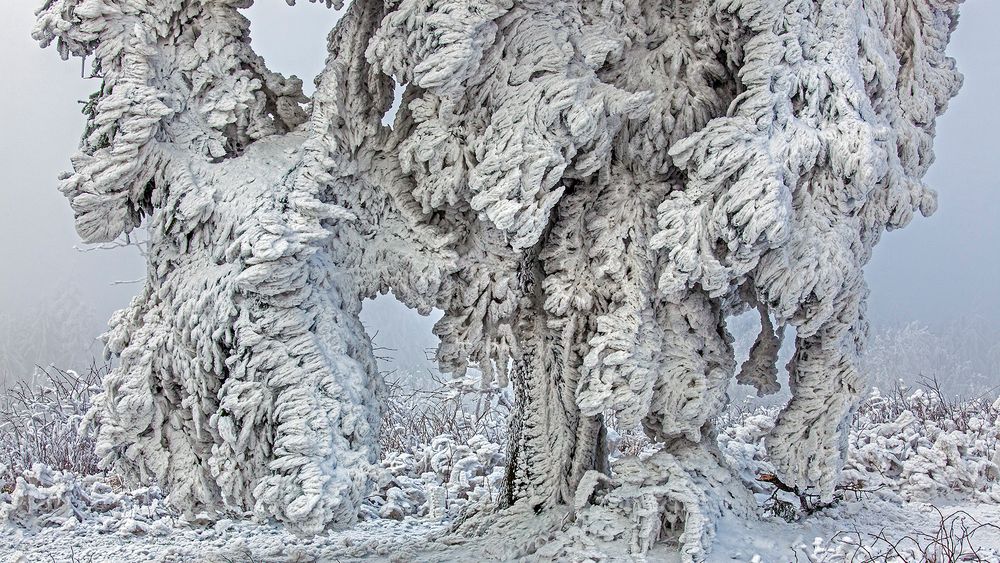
[[379, 372, 511, 455], [0, 364, 106, 490], [824, 507, 1000, 562]]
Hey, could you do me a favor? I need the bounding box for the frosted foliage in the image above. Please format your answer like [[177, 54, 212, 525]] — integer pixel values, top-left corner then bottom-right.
[[36, 0, 963, 559]]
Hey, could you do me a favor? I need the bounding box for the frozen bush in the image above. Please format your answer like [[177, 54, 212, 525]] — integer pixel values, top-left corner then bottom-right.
[[0, 365, 106, 490], [369, 375, 509, 521], [845, 385, 1000, 503], [379, 373, 510, 455]]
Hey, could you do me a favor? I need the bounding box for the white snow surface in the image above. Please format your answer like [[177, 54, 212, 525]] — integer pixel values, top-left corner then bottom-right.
[[5, 496, 1000, 562]]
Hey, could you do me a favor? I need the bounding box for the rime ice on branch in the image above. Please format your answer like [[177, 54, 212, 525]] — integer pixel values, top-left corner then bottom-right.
[[35, 0, 963, 559]]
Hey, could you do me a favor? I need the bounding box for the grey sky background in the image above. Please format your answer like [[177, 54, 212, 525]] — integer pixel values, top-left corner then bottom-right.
[[0, 2, 996, 382]]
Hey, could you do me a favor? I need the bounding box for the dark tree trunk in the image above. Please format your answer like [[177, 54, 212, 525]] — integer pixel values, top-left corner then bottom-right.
[[502, 309, 608, 510]]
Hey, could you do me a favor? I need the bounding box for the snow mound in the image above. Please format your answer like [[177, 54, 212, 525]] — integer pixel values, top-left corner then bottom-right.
[[367, 433, 506, 521], [1, 464, 171, 533], [845, 390, 1000, 503]]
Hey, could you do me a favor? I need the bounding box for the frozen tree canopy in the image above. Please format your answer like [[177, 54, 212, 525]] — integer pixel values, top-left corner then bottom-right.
[[34, 0, 963, 559]]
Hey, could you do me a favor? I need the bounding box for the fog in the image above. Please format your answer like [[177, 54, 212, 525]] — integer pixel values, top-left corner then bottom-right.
[[1, 3, 997, 387]]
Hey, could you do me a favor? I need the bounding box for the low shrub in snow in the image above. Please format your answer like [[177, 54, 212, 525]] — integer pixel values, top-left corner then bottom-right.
[[716, 380, 1000, 523], [800, 507, 1000, 562], [370, 374, 510, 521], [0, 365, 105, 492], [845, 383, 1000, 503], [0, 463, 172, 533], [379, 373, 510, 454], [368, 433, 507, 521]]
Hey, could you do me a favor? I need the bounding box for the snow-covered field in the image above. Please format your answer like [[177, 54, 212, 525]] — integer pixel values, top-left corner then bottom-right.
[[4, 381, 999, 562], [5, 494, 998, 562]]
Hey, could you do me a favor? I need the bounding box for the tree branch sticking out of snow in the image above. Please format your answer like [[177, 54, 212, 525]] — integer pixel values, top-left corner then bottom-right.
[[34, 0, 965, 559]]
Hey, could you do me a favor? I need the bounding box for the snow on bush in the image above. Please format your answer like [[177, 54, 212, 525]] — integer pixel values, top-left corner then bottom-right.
[[716, 383, 1000, 520], [0, 464, 171, 534], [368, 378, 1000, 528], [369, 433, 506, 521], [0, 366, 104, 492], [1, 464, 107, 529], [845, 385, 1000, 503], [2, 364, 998, 562], [369, 375, 510, 521]]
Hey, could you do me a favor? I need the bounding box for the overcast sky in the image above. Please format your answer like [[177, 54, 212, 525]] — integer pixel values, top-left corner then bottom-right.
[[0, 2, 997, 378]]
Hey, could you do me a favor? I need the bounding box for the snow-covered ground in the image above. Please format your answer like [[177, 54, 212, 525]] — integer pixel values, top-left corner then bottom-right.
[[4, 387, 999, 562], [4, 496, 999, 562], [5, 491, 1000, 562]]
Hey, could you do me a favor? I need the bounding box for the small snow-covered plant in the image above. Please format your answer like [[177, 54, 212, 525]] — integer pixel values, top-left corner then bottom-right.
[[370, 431, 507, 521], [858, 377, 1000, 433], [379, 373, 511, 455], [0, 463, 171, 532], [0, 365, 105, 491], [367, 372, 509, 521], [716, 388, 1000, 524], [2, 464, 108, 528], [846, 385, 1000, 503]]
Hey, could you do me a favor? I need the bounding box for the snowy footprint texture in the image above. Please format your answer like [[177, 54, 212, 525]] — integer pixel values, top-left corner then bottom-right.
[[9, 0, 988, 561]]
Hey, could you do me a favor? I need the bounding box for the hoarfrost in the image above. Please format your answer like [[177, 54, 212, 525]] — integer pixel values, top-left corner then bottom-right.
[[34, 0, 966, 559]]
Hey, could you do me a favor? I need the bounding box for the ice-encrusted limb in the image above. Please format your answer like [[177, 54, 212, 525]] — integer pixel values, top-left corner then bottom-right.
[[655, 0, 963, 519], [370, 0, 652, 250], [32, 0, 308, 243], [736, 306, 783, 397], [86, 134, 385, 531], [502, 310, 608, 511], [766, 335, 866, 502]]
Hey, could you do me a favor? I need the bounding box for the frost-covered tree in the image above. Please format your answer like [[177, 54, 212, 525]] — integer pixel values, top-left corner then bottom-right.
[[35, 0, 963, 559]]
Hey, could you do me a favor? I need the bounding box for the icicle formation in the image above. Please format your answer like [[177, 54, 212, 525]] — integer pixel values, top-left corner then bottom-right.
[[37, 0, 964, 558]]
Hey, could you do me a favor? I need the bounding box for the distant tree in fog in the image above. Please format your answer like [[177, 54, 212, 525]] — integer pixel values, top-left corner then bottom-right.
[[864, 320, 1000, 398], [0, 289, 101, 385]]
